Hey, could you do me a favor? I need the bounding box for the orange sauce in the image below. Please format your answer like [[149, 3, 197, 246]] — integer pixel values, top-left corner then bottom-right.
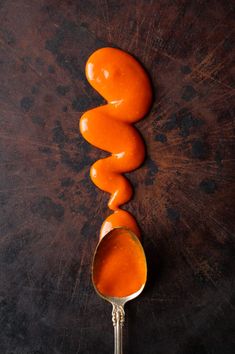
[[80, 47, 152, 238], [93, 229, 147, 298]]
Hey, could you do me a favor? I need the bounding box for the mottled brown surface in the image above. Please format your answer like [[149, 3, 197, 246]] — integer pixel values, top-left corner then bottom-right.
[[0, 1, 235, 353]]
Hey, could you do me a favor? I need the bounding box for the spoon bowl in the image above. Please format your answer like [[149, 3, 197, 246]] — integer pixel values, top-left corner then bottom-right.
[[92, 227, 147, 354]]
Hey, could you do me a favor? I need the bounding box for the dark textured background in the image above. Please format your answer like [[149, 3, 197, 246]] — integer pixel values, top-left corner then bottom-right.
[[0, 0, 235, 353]]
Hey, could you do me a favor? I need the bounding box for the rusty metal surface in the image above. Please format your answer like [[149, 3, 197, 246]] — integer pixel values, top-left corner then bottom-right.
[[0, 1, 234, 353]]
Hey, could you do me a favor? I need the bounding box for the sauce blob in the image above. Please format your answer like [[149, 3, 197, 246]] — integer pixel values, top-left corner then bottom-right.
[[80, 47, 152, 238], [93, 228, 147, 298]]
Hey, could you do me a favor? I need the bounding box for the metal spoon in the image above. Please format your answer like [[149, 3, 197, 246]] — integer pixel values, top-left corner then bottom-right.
[[92, 227, 147, 354]]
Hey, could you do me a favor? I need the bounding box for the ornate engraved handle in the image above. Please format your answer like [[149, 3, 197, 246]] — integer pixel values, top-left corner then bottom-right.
[[112, 304, 125, 354]]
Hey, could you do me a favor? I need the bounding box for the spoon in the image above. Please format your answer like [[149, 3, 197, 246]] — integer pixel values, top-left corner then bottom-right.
[[92, 227, 147, 354]]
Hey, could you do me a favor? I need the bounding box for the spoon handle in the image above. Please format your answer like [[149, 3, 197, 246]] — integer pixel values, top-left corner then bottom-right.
[[112, 304, 125, 354]]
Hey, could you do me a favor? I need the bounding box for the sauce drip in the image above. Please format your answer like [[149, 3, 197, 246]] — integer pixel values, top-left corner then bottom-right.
[[93, 228, 147, 298], [80, 47, 152, 238]]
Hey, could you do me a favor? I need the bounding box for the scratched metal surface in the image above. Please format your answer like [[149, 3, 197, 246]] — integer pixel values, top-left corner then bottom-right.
[[0, 1, 235, 353]]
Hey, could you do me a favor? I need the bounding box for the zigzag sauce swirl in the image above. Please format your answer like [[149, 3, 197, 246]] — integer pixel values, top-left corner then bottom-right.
[[80, 48, 152, 238]]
